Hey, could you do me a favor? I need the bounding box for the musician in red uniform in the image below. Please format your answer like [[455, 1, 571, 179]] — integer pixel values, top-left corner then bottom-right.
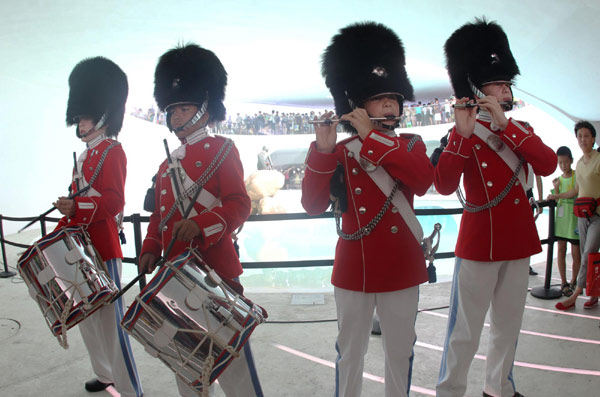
[[435, 19, 557, 397], [302, 22, 433, 397], [138, 43, 262, 397], [54, 57, 143, 397]]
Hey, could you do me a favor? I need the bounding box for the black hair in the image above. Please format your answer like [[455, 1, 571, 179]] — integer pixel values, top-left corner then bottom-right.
[[574, 120, 596, 138], [556, 146, 573, 161]]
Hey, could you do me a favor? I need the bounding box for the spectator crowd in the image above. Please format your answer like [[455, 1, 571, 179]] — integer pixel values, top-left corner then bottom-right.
[[130, 98, 526, 135]]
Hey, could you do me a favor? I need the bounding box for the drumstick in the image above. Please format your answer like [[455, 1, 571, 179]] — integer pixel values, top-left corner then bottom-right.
[[19, 152, 85, 233], [110, 166, 207, 304], [19, 185, 90, 233]]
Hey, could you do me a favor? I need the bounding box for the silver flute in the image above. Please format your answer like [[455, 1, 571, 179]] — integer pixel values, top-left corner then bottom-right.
[[453, 101, 513, 109], [308, 116, 401, 124]]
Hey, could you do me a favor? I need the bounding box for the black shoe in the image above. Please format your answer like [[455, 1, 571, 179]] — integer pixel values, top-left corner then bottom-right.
[[483, 392, 524, 397], [371, 316, 381, 336], [84, 379, 113, 392], [528, 266, 538, 276]]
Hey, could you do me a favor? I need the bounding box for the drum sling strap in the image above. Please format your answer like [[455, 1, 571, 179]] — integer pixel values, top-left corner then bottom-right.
[[159, 139, 233, 232]]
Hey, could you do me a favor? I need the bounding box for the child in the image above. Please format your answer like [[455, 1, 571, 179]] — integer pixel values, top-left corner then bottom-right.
[[302, 22, 433, 396], [55, 57, 143, 397], [549, 146, 580, 296]]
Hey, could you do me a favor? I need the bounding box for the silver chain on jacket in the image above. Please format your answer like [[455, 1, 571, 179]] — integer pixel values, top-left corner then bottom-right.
[[335, 180, 399, 240], [456, 157, 524, 212], [75, 141, 121, 196], [159, 139, 233, 231]]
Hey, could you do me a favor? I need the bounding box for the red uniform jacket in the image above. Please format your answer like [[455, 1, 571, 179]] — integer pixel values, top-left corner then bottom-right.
[[141, 133, 250, 280], [302, 130, 433, 293], [434, 118, 557, 261], [56, 138, 126, 261]]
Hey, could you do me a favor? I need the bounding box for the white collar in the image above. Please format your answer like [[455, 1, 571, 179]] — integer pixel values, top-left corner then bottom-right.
[[380, 129, 397, 137], [182, 127, 209, 145], [86, 134, 108, 149], [478, 110, 492, 123]]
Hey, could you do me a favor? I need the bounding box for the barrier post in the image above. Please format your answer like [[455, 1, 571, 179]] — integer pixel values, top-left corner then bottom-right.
[[132, 213, 146, 290], [531, 200, 562, 299], [40, 215, 47, 237], [0, 215, 17, 278]]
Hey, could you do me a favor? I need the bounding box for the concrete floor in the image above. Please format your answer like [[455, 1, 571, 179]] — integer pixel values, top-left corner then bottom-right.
[[1, 231, 599, 396]]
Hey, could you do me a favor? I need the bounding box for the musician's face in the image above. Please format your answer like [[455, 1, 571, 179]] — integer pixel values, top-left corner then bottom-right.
[[168, 104, 209, 139], [481, 82, 512, 103], [168, 104, 198, 134], [78, 116, 105, 142], [364, 94, 400, 126]]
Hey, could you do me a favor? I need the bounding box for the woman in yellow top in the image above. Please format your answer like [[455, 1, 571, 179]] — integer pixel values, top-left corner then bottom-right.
[[549, 121, 600, 310]]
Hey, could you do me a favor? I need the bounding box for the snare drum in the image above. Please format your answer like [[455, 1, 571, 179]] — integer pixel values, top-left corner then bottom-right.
[[121, 248, 267, 395], [17, 226, 117, 348]]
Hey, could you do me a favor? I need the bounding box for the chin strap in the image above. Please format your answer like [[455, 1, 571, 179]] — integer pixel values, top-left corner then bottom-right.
[[167, 100, 208, 133], [76, 114, 107, 138], [468, 76, 514, 111]]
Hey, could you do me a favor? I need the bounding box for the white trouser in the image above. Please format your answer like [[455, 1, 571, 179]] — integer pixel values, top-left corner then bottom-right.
[[334, 286, 419, 397], [176, 341, 263, 397], [79, 258, 143, 397], [437, 257, 529, 397]]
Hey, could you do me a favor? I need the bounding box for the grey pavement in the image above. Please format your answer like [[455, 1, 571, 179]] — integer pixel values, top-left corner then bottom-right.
[[1, 230, 599, 396]]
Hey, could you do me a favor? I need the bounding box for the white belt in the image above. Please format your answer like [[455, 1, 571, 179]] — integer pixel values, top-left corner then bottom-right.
[[473, 123, 529, 194]]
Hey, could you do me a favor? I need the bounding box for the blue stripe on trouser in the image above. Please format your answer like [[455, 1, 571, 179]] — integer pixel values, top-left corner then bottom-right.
[[232, 277, 263, 396], [406, 286, 419, 395], [438, 257, 462, 384], [108, 259, 143, 397], [243, 341, 263, 396], [334, 341, 341, 397]]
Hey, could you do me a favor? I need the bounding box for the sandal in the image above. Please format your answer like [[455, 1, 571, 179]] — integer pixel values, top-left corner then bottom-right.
[[561, 282, 573, 297]]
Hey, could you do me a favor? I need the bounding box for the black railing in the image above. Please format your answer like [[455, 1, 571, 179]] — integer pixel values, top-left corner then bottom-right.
[[0, 201, 561, 299]]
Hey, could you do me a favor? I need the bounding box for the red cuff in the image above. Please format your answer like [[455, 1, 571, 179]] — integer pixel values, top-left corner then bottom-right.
[[304, 142, 338, 175], [193, 210, 227, 249], [443, 130, 473, 158]]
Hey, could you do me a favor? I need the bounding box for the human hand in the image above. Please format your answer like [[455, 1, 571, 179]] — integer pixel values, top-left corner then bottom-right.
[[477, 96, 508, 130], [454, 97, 476, 138], [340, 108, 373, 140], [314, 111, 338, 153], [139, 252, 159, 274], [53, 197, 75, 217], [173, 219, 201, 241]]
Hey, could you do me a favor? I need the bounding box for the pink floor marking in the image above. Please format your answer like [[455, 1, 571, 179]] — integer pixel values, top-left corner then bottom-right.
[[421, 310, 600, 344], [524, 305, 600, 319], [413, 342, 600, 376], [272, 343, 436, 396]]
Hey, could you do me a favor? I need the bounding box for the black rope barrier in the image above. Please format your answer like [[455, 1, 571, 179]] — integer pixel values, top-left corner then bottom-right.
[[0, 200, 560, 300]]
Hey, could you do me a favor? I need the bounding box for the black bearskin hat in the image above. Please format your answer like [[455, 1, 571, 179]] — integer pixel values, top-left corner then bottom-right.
[[154, 43, 227, 122], [445, 18, 520, 99], [66, 57, 128, 137], [322, 22, 414, 132]]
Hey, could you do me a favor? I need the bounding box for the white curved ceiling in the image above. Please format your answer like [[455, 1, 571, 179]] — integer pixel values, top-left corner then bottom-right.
[[1, 0, 598, 128]]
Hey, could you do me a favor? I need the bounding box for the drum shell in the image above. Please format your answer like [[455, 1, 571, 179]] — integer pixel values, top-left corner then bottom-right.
[[121, 249, 266, 393], [17, 226, 117, 336]]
